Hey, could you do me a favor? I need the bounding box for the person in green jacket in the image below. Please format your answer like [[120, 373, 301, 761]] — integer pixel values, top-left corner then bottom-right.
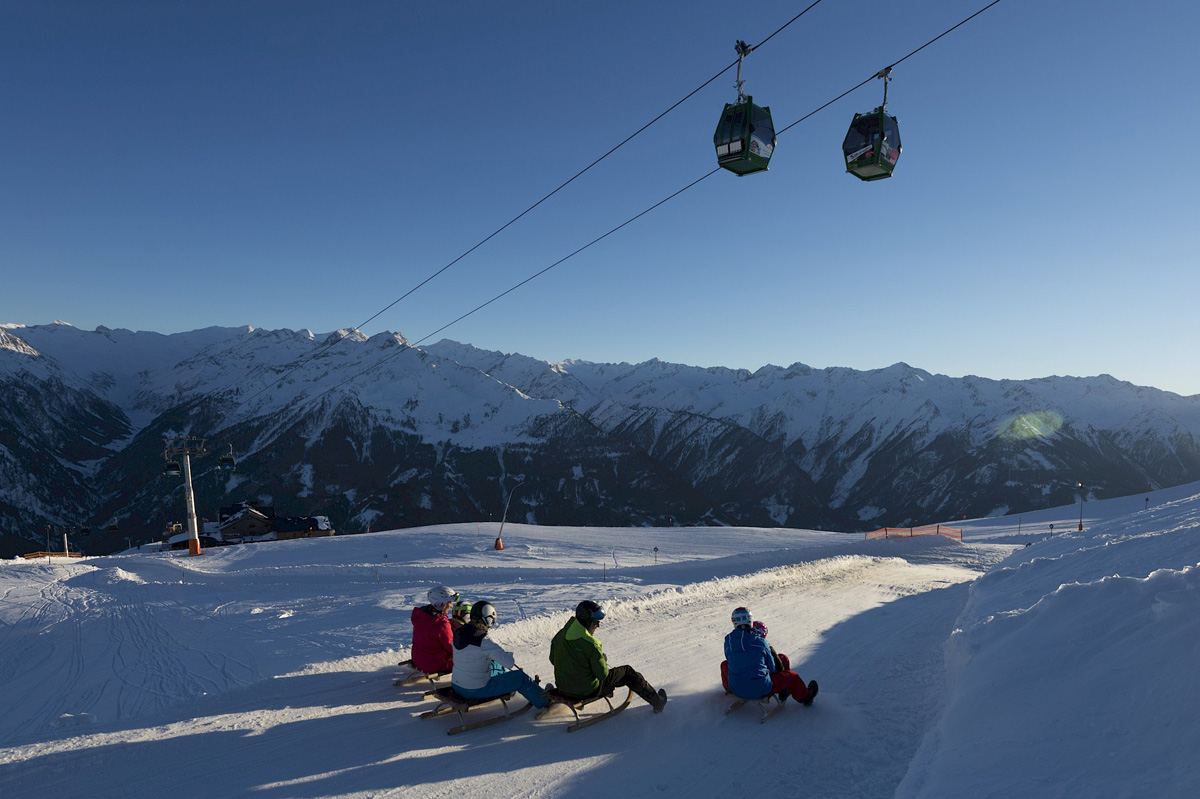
[[549, 600, 667, 712]]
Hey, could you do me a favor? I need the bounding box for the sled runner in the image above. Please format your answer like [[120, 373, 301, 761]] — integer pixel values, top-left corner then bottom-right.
[[725, 692, 787, 723], [419, 686, 532, 735], [394, 658, 449, 687], [537, 687, 634, 732]]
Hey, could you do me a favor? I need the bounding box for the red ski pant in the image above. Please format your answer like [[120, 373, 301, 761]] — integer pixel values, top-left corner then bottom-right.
[[768, 668, 810, 702]]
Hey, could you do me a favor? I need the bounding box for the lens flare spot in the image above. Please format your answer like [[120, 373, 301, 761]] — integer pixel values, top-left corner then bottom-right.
[[996, 410, 1064, 441]]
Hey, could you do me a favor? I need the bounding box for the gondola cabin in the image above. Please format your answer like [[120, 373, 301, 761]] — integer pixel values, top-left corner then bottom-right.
[[163, 461, 182, 477], [843, 107, 901, 181], [218, 455, 236, 472], [714, 97, 775, 176]]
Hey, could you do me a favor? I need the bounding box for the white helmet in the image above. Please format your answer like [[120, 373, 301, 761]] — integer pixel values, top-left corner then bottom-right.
[[470, 601, 497, 629], [731, 606, 753, 627], [428, 586, 458, 606]]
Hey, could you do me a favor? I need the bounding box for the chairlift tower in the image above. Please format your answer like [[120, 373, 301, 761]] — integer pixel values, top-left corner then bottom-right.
[[164, 436, 208, 556]]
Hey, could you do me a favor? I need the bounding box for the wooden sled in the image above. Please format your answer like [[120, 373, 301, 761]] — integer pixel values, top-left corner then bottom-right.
[[725, 692, 787, 723], [394, 658, 449, 687], [537, 687, 634, 732], [419, 686, 532, 735]]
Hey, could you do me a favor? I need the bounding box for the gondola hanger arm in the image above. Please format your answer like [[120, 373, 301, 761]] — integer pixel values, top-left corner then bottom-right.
[[733, 39, 753, 102], [876, 66, 892, 110]]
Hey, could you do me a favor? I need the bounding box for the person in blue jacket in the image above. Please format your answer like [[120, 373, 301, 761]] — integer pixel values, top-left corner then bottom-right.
[[722, 619, 791, 690], [723, 606, 817, 705]]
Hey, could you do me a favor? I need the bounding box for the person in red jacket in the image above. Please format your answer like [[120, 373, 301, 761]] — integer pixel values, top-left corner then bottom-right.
[[410, 585, 457, 674]]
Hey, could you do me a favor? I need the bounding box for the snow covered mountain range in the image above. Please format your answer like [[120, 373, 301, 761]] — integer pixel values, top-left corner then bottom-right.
[[2, 321, 1199, 556]]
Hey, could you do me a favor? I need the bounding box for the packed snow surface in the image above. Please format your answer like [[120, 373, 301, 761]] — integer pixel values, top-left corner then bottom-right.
[[1, 483, 1197, 798]]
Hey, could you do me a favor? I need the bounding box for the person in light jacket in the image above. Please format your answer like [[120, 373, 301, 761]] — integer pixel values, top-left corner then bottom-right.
[[451, 601, 549, 709]]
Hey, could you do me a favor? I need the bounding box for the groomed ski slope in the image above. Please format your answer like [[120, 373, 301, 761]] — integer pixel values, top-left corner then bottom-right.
[[1, 481, 1198, 798]]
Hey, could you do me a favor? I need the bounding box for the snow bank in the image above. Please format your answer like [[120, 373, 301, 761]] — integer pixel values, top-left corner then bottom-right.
[[897, 499, 1200, 797]]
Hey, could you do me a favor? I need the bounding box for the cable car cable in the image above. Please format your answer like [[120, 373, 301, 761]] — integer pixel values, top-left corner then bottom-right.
[[238, 2, 832, 409], [239, 66, 739, 407], [748, 0, 828, 54], [348, 0, 830, 335], [352, 0, 829, 335], [269, 0, 1008, 416], [291, 169, 723, 411], [882, 0, 1004, 73], [245, 0, 1002, 415], [779, 0, 1005, 137]]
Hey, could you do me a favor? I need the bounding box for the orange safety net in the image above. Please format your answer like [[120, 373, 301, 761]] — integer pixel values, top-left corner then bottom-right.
[[864, 524, 962, 541]]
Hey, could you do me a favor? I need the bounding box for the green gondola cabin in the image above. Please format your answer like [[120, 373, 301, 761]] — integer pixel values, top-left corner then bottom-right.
[[163, 461, 182, 477], [843, 107, 901, 181], [714, 96, 776, 176]]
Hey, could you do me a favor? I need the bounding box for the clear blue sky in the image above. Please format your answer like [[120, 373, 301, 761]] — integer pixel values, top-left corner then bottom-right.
[[3, 1, 1197, 395]]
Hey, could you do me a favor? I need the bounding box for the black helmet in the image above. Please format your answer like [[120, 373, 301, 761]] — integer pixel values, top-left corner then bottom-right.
[[470, 601, 497, 628], [575, 600, 606, 626]]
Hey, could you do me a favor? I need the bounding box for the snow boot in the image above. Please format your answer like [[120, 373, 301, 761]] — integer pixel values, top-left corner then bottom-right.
[[802, 680, 818, 707], [653, 689, 668, 713]]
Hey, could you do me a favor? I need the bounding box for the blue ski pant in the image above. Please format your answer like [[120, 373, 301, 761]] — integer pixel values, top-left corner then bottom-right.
[[454, 669, 548, 708]]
